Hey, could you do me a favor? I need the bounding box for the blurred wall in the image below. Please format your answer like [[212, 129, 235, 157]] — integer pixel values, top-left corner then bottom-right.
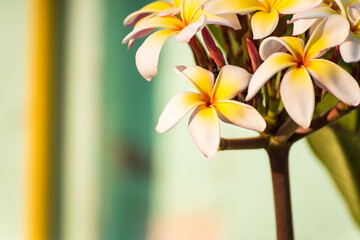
[[0, 0, 27, 238], [100, 0, 152, 239]]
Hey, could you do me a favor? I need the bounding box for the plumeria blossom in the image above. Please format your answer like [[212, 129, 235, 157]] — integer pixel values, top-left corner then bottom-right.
[[204, 0, 322, 39], [123, 0, 181, 27], [156, 65, 266, 158], [246, 15, 360, 128], [122, 0, 241, 81], [291, 0, 360, 62], [290, 1, 338, 36], [123, 0, 181, 49]]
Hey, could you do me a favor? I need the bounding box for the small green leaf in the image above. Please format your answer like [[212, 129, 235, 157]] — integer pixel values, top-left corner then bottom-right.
[[307, 125, 360, 226]]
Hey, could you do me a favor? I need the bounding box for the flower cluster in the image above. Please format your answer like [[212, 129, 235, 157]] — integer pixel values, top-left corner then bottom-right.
[[123, 0, 360, 158]]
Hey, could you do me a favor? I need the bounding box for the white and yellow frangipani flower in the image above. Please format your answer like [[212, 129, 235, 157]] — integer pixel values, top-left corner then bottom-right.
[[246, 15, 360, 128], [123, 0, 181, 27], [156, 65, 266, 158], [123, 0, 182, 49], [290, 1, 338, 35], [122, 0, 241, 81], [291, 0, 360, 62], [204, 0, 322, 39]]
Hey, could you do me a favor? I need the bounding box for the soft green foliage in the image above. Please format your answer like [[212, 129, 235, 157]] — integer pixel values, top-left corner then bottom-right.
[[307, 116, 360, 226]]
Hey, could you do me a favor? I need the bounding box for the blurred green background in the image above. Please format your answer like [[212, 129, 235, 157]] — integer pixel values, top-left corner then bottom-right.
[[1, 0, 360, 239]]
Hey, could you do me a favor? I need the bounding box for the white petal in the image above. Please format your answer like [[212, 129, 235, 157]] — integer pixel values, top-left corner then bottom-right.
[[122, 16, 183, 44], [188, 105, 220, 159], [181, 0, 206, 24], [136, 29, 178, 81], [292, 18, 318, 36], [124, 27, 156, 45], [157, 7, 180, 16], [174, 65, 214, 99], [274, 0, 322, 15], [124, 11, 154, 27], [334, 0, 348, 14], [127, 39, 136, 49], [251, 10, 279, 40], [280, 66, 315, 128], [175, 14, 207, 42], [204, 12, 242, 30], [289, 7, 337, 35], [335, 0, 360, 16], [260, 36, 304, 60], [290, 7, 337, 22], [246, 52, 297, 100], [212, 65, 252, 101], [348, 4, 360, 26], [156, 92, 205, 133], [123, 1, 174, 26], [213, 100, 266, 131], [340, 31, 360, 63], [203, 0, 265, 15], [304, 14, 350, 61], [306, 59, 360, 106], [127, 29, 154, 49]]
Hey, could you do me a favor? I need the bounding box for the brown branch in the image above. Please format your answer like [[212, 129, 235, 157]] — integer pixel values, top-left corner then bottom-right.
[[289, 102, 359, 143], [267, 143, 294, 240], [219, 136, 268, 151], [274, 118, 299, 144]]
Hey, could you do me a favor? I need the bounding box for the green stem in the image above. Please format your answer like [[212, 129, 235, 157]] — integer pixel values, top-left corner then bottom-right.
[[268, 98, 280, 119], [267, 79, 276, 98]]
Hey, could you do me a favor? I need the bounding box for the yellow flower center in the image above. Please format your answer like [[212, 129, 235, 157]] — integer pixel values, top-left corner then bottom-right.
[[261, 0, 274, 12]]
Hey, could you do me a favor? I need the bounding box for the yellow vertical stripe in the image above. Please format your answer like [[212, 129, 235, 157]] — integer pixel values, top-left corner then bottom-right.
[[27, 0, 52, 239]]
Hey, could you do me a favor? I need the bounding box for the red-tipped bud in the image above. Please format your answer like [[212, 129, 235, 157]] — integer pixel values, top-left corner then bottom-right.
[[201, 27, 226, 69], [246, 39, 262, 72]]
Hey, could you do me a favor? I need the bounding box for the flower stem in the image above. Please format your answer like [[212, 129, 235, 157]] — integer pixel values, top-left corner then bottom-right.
[[267, 142, 294, 240], [274, 119, 298, 144], [289, 102, 359, 143], [268, 98, 280, 119], [219, 136, 268, 150]]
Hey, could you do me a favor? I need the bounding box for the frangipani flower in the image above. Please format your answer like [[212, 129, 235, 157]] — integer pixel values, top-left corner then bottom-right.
[[156, 65, 266, 158], [204, 0, 322, 39], [246, 15, 360, 128], [123, 0, 182, 49], [123, 0, 181, 27], [290, 1, 338, 35], [122, 0, 241, 81], [291, 0, 360, 62]]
